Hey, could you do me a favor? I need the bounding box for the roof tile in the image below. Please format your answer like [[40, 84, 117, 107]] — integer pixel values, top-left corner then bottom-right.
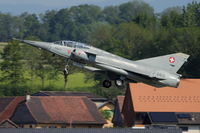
[[129, 79, 200, 112], [0, 97, 25, 122], [26, 96, 106, 124]]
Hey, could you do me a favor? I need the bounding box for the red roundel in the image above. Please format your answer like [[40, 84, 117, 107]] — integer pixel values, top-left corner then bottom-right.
[[169, 57, 175, 63], [67, 50, 71, 54]]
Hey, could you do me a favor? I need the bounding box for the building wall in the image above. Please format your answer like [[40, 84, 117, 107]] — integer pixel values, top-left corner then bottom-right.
[[95, 102, 105, 107], [99, 104, 114, 111], [181, 126, 200, 133]]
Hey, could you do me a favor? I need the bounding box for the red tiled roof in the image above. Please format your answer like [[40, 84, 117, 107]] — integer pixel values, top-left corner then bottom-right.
[[129, 79, 200, 112], [0, 97, 15, 113], [33, 91, 105, 99], [0, 97, 25, 122], [25, 96, 106, 124]]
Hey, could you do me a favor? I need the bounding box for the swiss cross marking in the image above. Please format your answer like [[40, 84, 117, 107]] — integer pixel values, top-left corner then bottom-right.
[[169, 57, 175, 63]]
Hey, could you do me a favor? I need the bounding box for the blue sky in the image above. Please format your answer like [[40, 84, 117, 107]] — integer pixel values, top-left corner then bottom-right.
[[0, 0, 199, 15]]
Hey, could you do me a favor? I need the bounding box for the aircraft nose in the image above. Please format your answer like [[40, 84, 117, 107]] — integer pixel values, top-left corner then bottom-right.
[[23, 40, 51, 50]]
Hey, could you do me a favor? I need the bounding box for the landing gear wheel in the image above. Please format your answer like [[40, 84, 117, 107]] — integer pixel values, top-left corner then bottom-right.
[[103, 80, 112, 88], [115, 79, 124, 87]]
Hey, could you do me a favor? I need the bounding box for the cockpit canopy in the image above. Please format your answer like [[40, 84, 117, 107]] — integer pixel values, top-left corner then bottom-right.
[[53, 40, 89, 49]]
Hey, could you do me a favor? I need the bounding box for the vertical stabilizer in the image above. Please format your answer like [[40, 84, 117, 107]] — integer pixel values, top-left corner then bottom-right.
[[135, 53, 189, 73]]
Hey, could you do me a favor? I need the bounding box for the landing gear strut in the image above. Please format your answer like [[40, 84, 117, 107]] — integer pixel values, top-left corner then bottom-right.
[[103, 80, 112, 88], [63, 59, 70, 88], [63, 65, 69, 88]]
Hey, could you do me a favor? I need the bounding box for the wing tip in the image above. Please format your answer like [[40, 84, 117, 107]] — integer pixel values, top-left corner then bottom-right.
[[176, 53, 190, 59]]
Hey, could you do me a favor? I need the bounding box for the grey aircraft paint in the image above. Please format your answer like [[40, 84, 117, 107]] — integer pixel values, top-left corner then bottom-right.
[[15, 39, 190, 88]]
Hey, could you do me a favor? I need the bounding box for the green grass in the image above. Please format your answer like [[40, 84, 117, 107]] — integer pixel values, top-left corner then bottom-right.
[[68, 73, 96, 88], [43, 72, 96, 89], [24, 72, 96, 93], [0, 71, 97, 96]]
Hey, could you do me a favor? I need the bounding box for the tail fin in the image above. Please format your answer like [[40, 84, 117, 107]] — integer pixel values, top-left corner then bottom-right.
[[135, 53, 190, 73]]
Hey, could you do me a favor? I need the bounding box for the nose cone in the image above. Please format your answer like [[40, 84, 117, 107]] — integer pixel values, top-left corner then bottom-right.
[[23, 40, 51, 50]]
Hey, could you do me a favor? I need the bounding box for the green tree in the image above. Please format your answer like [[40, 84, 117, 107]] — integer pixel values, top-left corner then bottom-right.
[[0, 41, 25, 95], [100, 6, 122, 24], [183, 1, 200, 27], [0, 13, 13, 41], [20, 13, 41, 39], [101, 110, 113, 120], [118, 0, 155, 27], [161, 7, 183, 28]]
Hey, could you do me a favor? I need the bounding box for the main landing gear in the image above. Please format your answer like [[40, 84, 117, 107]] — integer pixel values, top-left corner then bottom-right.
[[103, 80, 112, 88], [115, 79, 124, 87], [103, 79, 124, 88]]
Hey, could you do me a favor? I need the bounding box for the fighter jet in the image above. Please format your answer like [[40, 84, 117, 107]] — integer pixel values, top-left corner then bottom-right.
[[14, 39, 190, 88]]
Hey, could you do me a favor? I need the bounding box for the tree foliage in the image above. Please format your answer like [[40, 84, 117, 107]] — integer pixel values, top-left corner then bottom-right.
[[0, 41, 26, 95]]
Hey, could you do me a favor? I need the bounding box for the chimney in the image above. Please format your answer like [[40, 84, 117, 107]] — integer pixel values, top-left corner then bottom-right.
[[26, 95, 31, 101]]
